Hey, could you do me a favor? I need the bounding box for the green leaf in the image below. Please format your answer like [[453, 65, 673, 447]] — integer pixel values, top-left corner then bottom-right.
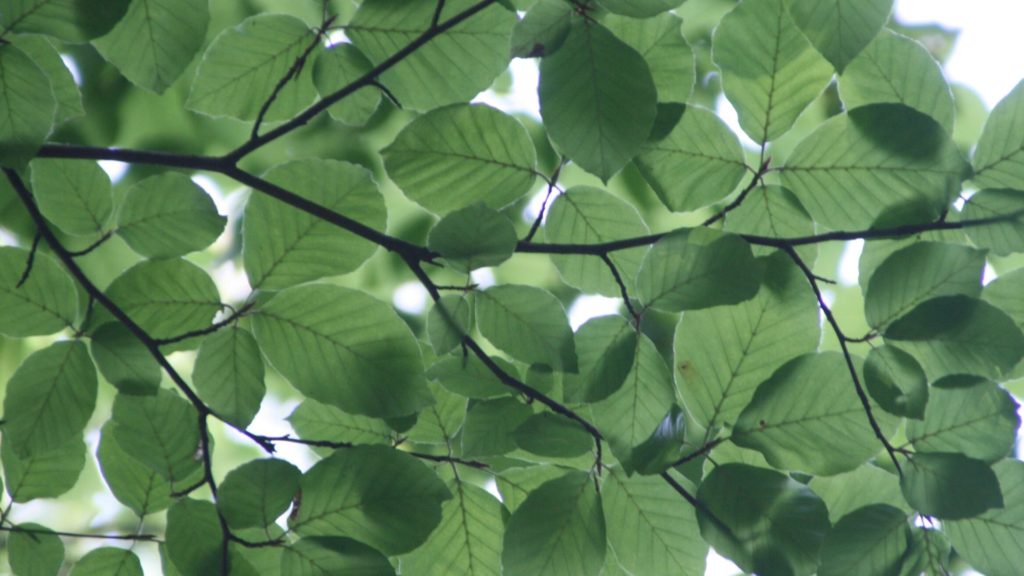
[[2, 436, 84, 502], [591, 330, 676, 473], [400, 480, 504, 575], [187, 14, 315, 120], [898, 527, 950, 576], [71, 548, 144, 576], [502, 471, 605, 576], [637, 228, 761, 313], [243, 159, 386, 290], [864, 241, 985, 329], [808, 465, 908, 522], [348, 0, 515, 111], [0, 44, 55, 168], [30, 158, 111, 235], [864, 345, 928, 419], [281, 537, 395, 576], [426, 295, 473, 356], [603, 469, 706, 576], [838, 30, 955, 132], [817, 504, 910, 576], [287, 399, 393, 446], [218, 459, 301, 530], [96, 422, 170, 516], [563, 315, 636, 404], [3, 340, 96, 457], [946, 459, 1024, 576], [597, 0, 683, 18], [193, 327, 265, 429], [11, 35, 83, 124], [427, 353, 518, 399], [539, 19, 657, 181], [99, 258, 221, 341], [0, 246, 77, 336], [495, 464, 567, 513], [785, 0, 894, 72], [89, 323, 161, 395], [110, 389, 202, 483], [291, 445, 450, 555], [93, 0, 208, 93], [428, 203, 518, 272], [781, 104, 966, 230], [510, 0, 571, 58], [475, 284, 577, 372], [384, 104, 536, 215], [117, 172, 226, 258], [544, 186, 650, 296], [697, 463, 829, 576], [905, 375, 1019, 463], [629, 404, 687, 475], [514, 412, 593, 458], [252, 284, 431, 418], [462, 397, 533, 458], [971, 79, 1024, 190], [961, 189, 1024, 255], [722, 186, 817, 262], [404, 382, 467, 445], [166, 498, 224, 576], [713, 0, 834, 143], [884, 295, 1024, 380], [899, 452, 1003, 519], [604, 12, 694, 104], [983, 267, 1024, 329], [312, 44, 381, 126], [733, 351, 900, 475], [9, 523, 64, 576], [675, 252, 820, 431], [0, 0, 128, 41]]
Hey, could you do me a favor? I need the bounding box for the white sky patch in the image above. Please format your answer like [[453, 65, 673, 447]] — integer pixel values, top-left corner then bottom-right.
[[327, 29, 349, 46], [60, 54, 82, 85], [239, 397, 317, 472], [982, 262, 998, 286], [471, 267, 497, 289], [706, 549, 742, 576], [522, 187, 555, 225], [98, 160, 129, 183], [472, 58, 541, 119], [393, 281, 428, 314], [837, 239, 865, 286], [568, 295, 621, 330], [716, 95, 759, 151], [211, 261, 251, 303]]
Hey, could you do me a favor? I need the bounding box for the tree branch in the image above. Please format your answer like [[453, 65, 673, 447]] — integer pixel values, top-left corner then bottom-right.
[[0, 524, 160, 542]]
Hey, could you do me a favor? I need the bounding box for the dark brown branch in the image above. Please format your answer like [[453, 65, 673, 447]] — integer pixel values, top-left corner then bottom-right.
[[781, 245, 903, 474], [0, 524, 160, 542], [668, 437, 727, 469], [15, 231, 41, 288], [658, 471, 736, 541], [66, 231, 113, 257], [701, 157, 769, 227], [600, 253, 641, 326], [153, 301, 255, 346], [522, 158, 564, 242], [256, 434, 490, 470]]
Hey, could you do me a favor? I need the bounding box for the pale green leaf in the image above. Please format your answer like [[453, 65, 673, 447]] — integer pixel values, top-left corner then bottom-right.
[[864, 345, 928, 419], [637, 228, 761, 312], [818, 504, 910, 576], [604, 13, 694, 104], [898, 527, 950, 576], [383, 104, 536, 214], [808, 465, 908, 523], [781, 104, 966, 230], [193, 327, 265, 429], [281, 537, 394, 576], [629, 404, 687, 475], [971, 79, 1024, 190], [462, 397, 533, 458], [166, 498, 223, 576], [714, 0, 834, 142], [786, 0, 894, 72], [983, 267, 1024, 329], [30, 158, 111, 235], [723, 185, 818, 262], [905, 375, 1019, 463], [733, 352, 900, 475], [0, 0, 128, 41], [90, 323, 161, 395], [697, 463, 829, 576], [348, 0, 515, 111], [563, 318, 634, 407], [502, 471, 606, 576], [71, 548, 144, 576], [544, 186, 650, 296], [187, 14, 316, 120], [0, 44, 55, 168], [597, 0, 683, 18], [96, 422, 170, 516], [603, 469, 706, 576], [290, 445, 450, 555], [287, 399, 393, 446], [252, 284, 431, 418], [946, 459, 1024, 576], [510, 0, 571, 58], [428, 203, 518, 272], [864, 241, 985, 329], [11, 35, 83, 124], [427, 353, 518, 399], [404, 382, 467, 445], [514, 412, 593, 458], [494, 464, 566, 513], [218, 459, 301, 529], [3, 340, 96, 457], [243, 159, 386, 290], [9, 523, 63, 576], [93, 0, 207, 93], [900, 452, 1002, 519], [0, 246, 77, 337], [675, 252, 820, 431], [2, 436, 84, 502], [426, 295, 473, 356], [313, 43, 381, 126], [400, 481, 504, 575], [117, 172, 226, 258], [539, 19, 657, 181], [839, 30, 955, 131], [110, 389, 202, 483], [475, 284, 577, 372], [961, 188, 1024, 255]]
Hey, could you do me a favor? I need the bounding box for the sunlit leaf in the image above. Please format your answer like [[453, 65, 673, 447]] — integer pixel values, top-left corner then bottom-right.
[[808, 465, 908, 523], [476, 284, 577, 372], [2, 436, 85, 502], [117, 172, 226, 258], [817, 504, 910, 576], [597, 0, 683, 18], [110, 389, 202, 484], [786, 0, 894, 72], [96, 422, 170, 516], [462, 397, 533, 458], [961, 188, 1024, 255], [166, 498, 223, 576], [281, 537, 394, 576], [286, 399, 393, 447], [11, 35, 82, 124], [30, 158, 111, 235], [863, 345, 928, 419], [946, 459, 1024, 575], [427, 353, 518, 399], [899, 452, 1002, 519], [604, 12, 694, 104], [312, 44, 381, 126], [71, 548, 144, 576], [971, 79, 1024, 191], [0, 246, 77, 337], [8, 523, 63, 576], [0, 44, 55, 169], [428, 203, 518, 272], [722, 186, 817, 262], [218, 459, 301, 529], [898, 527, 950, 576], [193, 327, 265, 429]]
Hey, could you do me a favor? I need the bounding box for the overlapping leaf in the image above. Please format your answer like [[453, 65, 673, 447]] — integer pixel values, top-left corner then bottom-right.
[[218, 459, 301, 529], [193, 327, 265, 428], [110, 389, 202, 484], [8, 523, 63, 576], [597, 0, 683, 18], [899, 452, 1002, 519], [817, 504, 910, 576], [0, 246, 77, 337], [0, 0, 128, 41], [428, 203, 518, 271], [946, 459, 1024, 575], [11, 35, 82, 124], [281, 537, 394, 576], [604, 13, 694, 104], [961, 188, 1024, 255], [971, 79, 1024, 190], [0, 44, 55, 168], [475, 284, 577, 372], [722, 186, 817, 262], [808, 465, 908, 522], [2, 436, 85, 502], [96, 422, 171, 516], [287, 399, 393, 446], [72, 548, 144, 576], [165, 498, 223, 576], [117, 172, 226, 258], [313, 44, 381, 126], [30, 158, 111, 236], [786, 0, 894, 72]]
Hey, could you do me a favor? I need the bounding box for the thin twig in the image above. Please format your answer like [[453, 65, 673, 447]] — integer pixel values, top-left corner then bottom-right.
[[430, 0, 447, 28], [153, 301, 255, 346], [523, 158, 565, 242], [370, 80, 402, 108], [257, 434, 490, 469], [668, 437, 727, 469], [15, 231, 41, 288], [600, 253, 641, 326], [66, 231, 113, 257], [702, 157, 770, 227], [0, 525, 160, 542]]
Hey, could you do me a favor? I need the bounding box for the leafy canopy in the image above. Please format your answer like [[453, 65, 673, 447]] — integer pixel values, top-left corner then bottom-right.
[[0, 0, 1021, 575]]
